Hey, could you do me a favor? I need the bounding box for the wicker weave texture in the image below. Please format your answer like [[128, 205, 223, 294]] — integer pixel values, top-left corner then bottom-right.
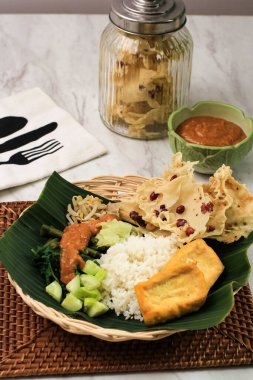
[[7, 176, 180, 341], [74, 175, 148, 200], [0, 180, 253, 377]]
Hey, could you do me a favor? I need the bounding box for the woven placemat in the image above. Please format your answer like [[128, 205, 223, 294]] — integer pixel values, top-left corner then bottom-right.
[[0, 201, 253, 378]]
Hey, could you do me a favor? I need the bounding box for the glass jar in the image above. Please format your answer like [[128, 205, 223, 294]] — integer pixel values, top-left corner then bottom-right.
[[99, 0, 193, 140]]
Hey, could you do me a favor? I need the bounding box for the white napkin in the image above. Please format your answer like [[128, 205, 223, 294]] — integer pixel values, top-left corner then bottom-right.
[[0, 88, 106, 190]]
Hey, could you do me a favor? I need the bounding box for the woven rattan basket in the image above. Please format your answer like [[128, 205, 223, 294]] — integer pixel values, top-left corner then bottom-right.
[[8, 175, 200, 342]]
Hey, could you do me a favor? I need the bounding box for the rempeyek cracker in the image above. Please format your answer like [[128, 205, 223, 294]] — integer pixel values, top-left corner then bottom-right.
[[119, 153, 253, 244], [203, 165, 253, 243]]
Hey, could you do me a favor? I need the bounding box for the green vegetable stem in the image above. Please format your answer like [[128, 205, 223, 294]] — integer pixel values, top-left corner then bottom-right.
[[80, 247, 101, 258], [40, 224, 63, 238]]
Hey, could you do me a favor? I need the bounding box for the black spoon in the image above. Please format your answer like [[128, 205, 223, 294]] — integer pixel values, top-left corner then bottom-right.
[[0, 116, 28, 138]]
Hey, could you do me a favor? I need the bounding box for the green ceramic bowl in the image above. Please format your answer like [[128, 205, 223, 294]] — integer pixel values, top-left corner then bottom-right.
[[168, 101, 253, 174]]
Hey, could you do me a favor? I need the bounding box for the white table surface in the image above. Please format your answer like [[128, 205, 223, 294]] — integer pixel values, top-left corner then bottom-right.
[[0, 14, 252, 379]]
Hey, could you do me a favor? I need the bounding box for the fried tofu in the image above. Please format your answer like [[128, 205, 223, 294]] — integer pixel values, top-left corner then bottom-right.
[[135, 263, 208, 326], [135, 239, 224, 326], [165, 239, 224, 290]]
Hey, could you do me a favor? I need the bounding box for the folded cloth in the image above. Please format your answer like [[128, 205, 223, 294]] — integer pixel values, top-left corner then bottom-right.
[[0, 88, 106, 190]]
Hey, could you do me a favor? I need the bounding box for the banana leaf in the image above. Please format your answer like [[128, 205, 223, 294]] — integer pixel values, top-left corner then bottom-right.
[[0, 172, 252, 332]]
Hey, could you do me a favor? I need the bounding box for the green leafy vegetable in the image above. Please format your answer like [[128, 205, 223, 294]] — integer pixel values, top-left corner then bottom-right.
[[31, 238, 61, 285]]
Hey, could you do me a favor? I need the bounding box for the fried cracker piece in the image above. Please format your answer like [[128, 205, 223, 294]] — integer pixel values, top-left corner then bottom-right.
[[204, 165, 253, 243], [119, 154, 212, 243], [135, 262, 208, 326], [165, 239, 224, 290]]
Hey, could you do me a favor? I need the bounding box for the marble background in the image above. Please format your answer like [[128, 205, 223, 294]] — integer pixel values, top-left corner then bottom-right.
[[0, 14, 252, 379], [0, 15, 253, 200]]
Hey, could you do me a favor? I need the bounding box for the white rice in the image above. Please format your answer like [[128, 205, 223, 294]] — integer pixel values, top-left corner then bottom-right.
[[98, 235, 181, 321]]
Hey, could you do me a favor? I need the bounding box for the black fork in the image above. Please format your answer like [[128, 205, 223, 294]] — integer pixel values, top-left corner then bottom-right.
[[0, 139, 63, 165]]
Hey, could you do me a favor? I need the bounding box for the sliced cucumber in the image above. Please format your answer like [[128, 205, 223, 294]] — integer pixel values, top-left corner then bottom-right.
[[73, 287, 102, 301], [80, 274, 100, 290], [66, 275, 80, 293], [61, 293, 83, 312], [86, 301, 109, 317], [82, 260, 100, 275], [84, 297, 97, 310], [95, 268, 107, 284], [45, 280, 62, 302]]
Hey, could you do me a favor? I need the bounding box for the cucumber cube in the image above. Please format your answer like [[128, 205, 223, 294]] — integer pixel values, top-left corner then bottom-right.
[[95, 268, 107, 284], [86, 301, 109, 317], [66, 275, 80, 293], [80, 274, 100, 290], [73, 287, 102, 301], [61, 293, 82, 312], [45, 280, 62, 302], [82, 260, 100, 275], [84, 297, 97, 311]]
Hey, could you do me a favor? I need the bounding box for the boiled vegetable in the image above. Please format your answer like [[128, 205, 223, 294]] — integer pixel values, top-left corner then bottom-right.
[[61, 293, 83, 312], [84, 297, 97, 309], [40, 224, 63, 238], [96, 219, 139, 247], [95, 268, 107, 283], [83, 260, 100, 275], [66, 275, 80, 293], [45, 280, 62, 302], [32, 239, 61, 285], [80, 274, 100, 290], [73, 288, 102, 301], [86, 301, 109, 317]]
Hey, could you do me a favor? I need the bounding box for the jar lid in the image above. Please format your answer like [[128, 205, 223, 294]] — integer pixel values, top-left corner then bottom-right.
[[110, 0, 186, 35]]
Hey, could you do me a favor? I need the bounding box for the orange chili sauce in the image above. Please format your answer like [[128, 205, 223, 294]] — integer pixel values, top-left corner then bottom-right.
[[176, 116, 247, 147], [60, 223, 89, 284], [60, 214, 118, 284]]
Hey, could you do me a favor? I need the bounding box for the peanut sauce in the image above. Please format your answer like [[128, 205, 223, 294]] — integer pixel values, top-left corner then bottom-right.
[[176, 116, 246, 147], [60, 214, 118, 284]]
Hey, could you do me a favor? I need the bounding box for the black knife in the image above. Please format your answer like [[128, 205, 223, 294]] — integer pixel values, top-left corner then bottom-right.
[[0, 122, 58, 154], [0, 116, 28, 138]]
